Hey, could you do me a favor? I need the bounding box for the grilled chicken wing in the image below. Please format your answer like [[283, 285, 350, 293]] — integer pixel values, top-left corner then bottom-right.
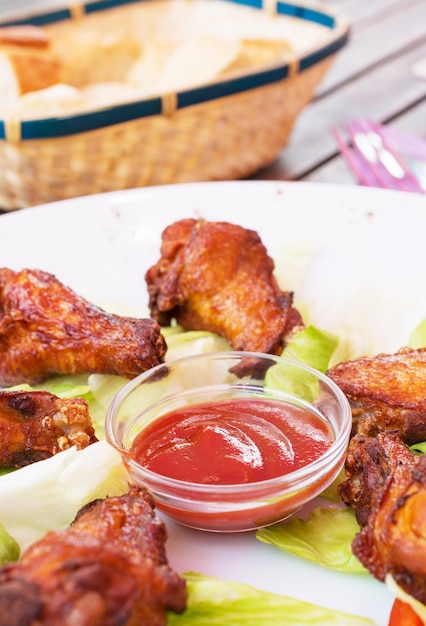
[[0, 268, 167, 386], [0, 486, 187, 626], [339, 431, 426, 605], [327, 347, 426, 444], [145, 219, 303, 354], [0, 389, 97, 468]]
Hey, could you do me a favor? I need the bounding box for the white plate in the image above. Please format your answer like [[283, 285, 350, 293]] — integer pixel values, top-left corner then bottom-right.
[[2, 179, 426, 625]]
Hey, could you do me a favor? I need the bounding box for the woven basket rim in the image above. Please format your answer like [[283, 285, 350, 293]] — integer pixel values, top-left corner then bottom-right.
[[0, 0, 350, 141]]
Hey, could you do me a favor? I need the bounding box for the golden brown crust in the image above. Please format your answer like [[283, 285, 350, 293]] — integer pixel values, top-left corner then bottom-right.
[[0, 268, 166, 386], [327, 347, 426, 444], [0, 486, 187, 625], [339, 432, 426, 605], [145, 218, 303, 354]]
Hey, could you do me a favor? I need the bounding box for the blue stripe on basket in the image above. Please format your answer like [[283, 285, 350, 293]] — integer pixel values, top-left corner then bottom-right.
[[225, 0, 263, 8], [276, 2, 336, 28], [0, 7, 73, 26], [14, 99, 164, 140], [0, 0, 348, 140], [0, 0, 336, 29], [300, 31, 348, 70], [0, 64, 293, 140], [84, 0, 150, 15], [178, 65, 291, 109]]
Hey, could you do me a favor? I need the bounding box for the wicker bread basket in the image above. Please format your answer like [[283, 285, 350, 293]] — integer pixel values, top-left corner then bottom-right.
[[0, 0, 349, 210]]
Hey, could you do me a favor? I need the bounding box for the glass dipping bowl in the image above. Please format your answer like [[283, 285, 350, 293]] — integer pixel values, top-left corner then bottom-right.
[[105, 351, 352, 532]]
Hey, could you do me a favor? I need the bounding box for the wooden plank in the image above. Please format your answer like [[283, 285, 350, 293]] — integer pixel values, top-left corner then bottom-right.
[[318, 0, 426, 95], [322, 0, 423, 27], [0, 0, 63, 18], [301, 99, 426, 186], [252, 41, 426, 181]]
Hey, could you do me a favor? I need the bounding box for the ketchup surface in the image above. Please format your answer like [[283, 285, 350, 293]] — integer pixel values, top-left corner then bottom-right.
[[130, 398, 334, 485]]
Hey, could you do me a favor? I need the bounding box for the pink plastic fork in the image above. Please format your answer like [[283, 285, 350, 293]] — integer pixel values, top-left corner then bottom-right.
[[333, 118, 426, 194]]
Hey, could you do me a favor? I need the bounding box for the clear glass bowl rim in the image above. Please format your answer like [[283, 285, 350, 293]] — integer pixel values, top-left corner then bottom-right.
[[105, 350, 352, 497]]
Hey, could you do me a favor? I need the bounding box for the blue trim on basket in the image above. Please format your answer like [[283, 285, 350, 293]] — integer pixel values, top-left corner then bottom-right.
[[226, 0, 263, 8], [84, 0, 150, 15], [178, 65, 292, 109], [1, 0, 336, 28], [0, 7, 73, 26], [0, 0, 349, 140], [4, 99, 165, 140], [276, 2, 336, 28]]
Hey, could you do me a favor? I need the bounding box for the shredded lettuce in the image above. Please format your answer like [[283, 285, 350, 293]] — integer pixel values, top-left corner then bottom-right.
[[256, 507, 366, 574], [167, 572, 375, 625], [0, 441, 129, 553]]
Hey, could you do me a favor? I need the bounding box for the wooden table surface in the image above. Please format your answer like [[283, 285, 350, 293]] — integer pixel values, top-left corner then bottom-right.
[[0, 0, 425, 198], [254, 0, 426, 186]]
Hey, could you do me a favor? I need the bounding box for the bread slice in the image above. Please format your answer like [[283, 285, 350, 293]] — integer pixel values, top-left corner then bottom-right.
[[0, 26, 62, 115]]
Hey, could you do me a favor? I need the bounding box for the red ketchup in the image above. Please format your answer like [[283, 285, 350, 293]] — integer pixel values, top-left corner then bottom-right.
[[130, 398, 334, 485]]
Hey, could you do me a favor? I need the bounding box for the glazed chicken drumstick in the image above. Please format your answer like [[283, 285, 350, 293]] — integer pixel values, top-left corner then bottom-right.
[[338, 431, 426, 606], [0, 389, 97, 469], [0, 268, 167, 386], [145, 218, 303, 354], [0, 486, 187, 626]]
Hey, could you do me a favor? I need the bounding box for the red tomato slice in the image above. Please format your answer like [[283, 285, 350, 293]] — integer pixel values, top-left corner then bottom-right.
[[389, 599, 424, 626]]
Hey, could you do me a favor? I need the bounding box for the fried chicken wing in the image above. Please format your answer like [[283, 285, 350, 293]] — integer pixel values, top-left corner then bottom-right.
[[0, 389, 97, 468], [0, 486, 187, 626], [327, 347, 426, 444], [0, 268, 167, 386], [145, 219, 303, 354], [339, 432, 426, 605]]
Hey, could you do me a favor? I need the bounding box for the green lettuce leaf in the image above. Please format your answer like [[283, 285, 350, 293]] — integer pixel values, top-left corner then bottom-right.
[[281, 325, 339, 373], [264, 325, 339, 402], [168, 572, 374, 625], [33, 374, 92, 399], [0, 522, 20, 566], [86, 374, 129, 438], [256, 507, 366, 574], [0, 441, 129, 553], [165, 329, 231, 362], [410, 441, 426, 455], [0, 468, 15, 477], [408, 317, 426, 348]]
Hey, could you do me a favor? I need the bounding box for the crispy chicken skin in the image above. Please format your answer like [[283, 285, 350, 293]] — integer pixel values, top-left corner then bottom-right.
[[0, 389, 97, 469], [145, 219, 303, 354], [339, 432, 426, 604], [0, 486, 187, 626], [0, 268, 167, 386], [327, 347, 426, 444]]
